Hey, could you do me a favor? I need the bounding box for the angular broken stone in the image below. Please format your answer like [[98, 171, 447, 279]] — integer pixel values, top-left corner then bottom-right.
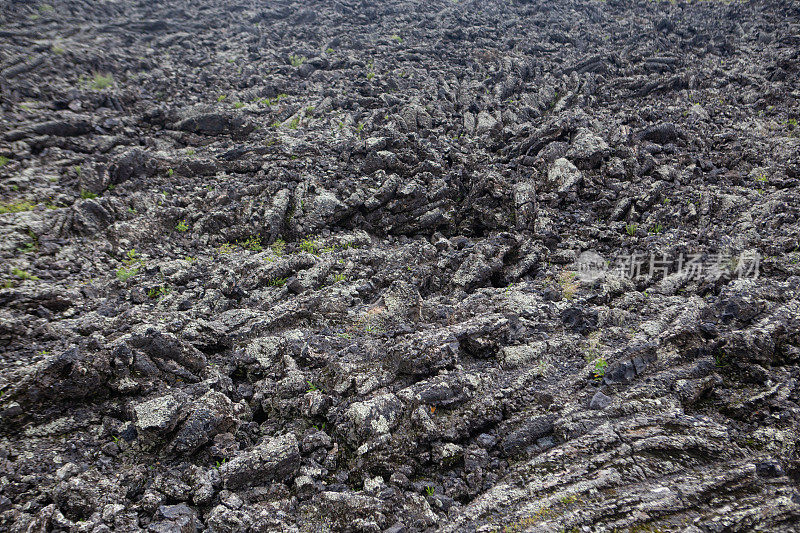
[[219, 433, 300, 489]]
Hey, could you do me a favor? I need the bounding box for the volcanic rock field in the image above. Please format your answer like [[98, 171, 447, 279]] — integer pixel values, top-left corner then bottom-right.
[[2, 0, 800, 531]]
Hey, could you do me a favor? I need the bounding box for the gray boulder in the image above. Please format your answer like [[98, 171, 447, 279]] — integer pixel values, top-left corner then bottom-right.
[[170, 391, 238, 454], [566, 128, 611, 169], [547, 158, 583, 195], [219, 433, 300, 489]]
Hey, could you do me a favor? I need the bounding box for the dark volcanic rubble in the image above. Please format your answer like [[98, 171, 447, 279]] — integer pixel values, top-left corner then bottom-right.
[[1, 0, 800, 531]]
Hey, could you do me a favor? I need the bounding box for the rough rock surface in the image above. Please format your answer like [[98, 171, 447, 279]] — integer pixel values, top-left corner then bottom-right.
[[1, 0, 800, 531]]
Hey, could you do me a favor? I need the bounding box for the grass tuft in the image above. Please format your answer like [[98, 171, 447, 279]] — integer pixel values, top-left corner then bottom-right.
[[90, 73, 114, 90], [0, 201, 34, 214], [12, 268, 38, 281]]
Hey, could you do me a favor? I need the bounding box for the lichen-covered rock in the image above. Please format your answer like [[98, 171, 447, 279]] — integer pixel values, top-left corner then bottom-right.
[[566, 128, 611, 169], [170, 391, 239, 454], [547, 157, 583, 195], [2, 0, 800, 531], [134, 393, 186, 435], [340, 393, 403, 447], [219, 433, 300, 489], [174, 106, 254, 138]]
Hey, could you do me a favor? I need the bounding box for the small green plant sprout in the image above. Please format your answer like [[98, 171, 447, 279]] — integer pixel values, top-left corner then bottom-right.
[[390, 34, 402, 42], [111, 435, 121, 444], [625, 223, 638, 236], [184, 255, 197, 263], [271, 238, 286, 256], [16, 239, 35, 255], [242, 235, 262, 252], [12, 268, 38, 281], [116, 266, 138, 282], [326, 47, 335, 54], [51, 43, 65, 54], [175, 220, 189, 232], [39, 3, 54, 12], [312, 422, 327, 431], [116, 248, 142, 282], [217, 242, 235, 255], [362, 321, 384, 335], [560, 494, 579, 505], [356, 122, 365, 133], [650, 223, 663, 234], [0, 156, 9, 167], [214, 458, 227, 470], [425, 486, 435, 496], [289, 54, 306, 67], [268, 277, 287, 287], [333, 273, 346, 283], [167, 168, 174, 177], [288, 117, 300, 130], [299, 238, 318, 254], [147, 285, 171, 299], [185, 148, 195, 156], [306, 380, 319, 392], [272, 121, 282, 129], [259, 94, 287, 107], [755, 171, 768, 184], [17, 238, 37, 254], [90, 73, 114, 90], [305, 106, 315, 117], [74, 165, 82, 176], [592, 357, 608, 381], [80, 190, 98, 199], [534, 358, 550, 377], [320, 244, 338, 254], [233, 101, 245, 109], [217, 94, 227, 102]]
